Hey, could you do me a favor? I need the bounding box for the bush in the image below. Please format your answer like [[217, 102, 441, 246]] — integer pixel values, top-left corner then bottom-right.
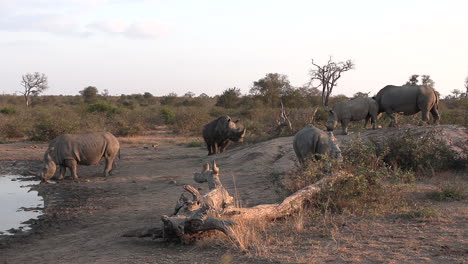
[[427, 183, 466, 201], [160, 107, 176, 125], [0, 121, 26, 138], [171, 107, 211, 134], [87, 101, 120, 115], [28, 113, 80, 141], [382, 130, 464, 172], [0, 107, 16, 115]]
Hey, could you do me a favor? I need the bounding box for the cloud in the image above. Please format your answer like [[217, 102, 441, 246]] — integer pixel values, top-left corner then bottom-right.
[[0, 0, 166, 39], [87, 19, 167, 39]]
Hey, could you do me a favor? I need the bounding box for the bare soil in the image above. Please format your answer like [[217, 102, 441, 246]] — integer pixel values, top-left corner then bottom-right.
[[0, 125, 467, 263]]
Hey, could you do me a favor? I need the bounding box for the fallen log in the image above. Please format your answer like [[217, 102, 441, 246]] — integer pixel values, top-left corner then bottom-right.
[[123, 160, 351, 248]]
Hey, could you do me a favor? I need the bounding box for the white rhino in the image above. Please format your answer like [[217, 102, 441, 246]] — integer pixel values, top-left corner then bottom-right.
[[373, 84, 440, 127], [293, 125, 342, 165], [202, 115, 246, 155], [326, 97, 379, 135], [40, 132, 120, 182]]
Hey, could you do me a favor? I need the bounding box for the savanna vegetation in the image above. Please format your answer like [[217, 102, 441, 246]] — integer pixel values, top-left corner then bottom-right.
[[1, 70, 467, 143]]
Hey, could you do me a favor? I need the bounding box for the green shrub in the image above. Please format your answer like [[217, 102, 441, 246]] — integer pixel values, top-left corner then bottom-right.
[[160, 107, 176, 125], [427, 183, 466, 201], [113, 123, 142, 137], [186, 140, 204, 148], [171, 107, 211, 134], [87, 101, 120, 115], [0, 107, 16, 115], [0, 121, 26, 138], [382, 130, 464, 172], [28, 111, 80, 141]]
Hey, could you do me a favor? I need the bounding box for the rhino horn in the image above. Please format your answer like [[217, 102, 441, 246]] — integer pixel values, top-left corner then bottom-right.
[[241, 128, 246, 137]]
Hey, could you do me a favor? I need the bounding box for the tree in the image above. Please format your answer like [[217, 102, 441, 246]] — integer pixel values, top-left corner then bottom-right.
[[450, 89, 462, 99], [250, 73, 291, 107], [79, 86, 99, 104], [405, 74, 435, 88], [198, 93, 209, 98], [406, 74, 419, 85], [143, 92, 153, 99], [309, 57, 354, 106], [101, 89, 110, 97], [20, 72, 49, 107], [464, 75, 468, 97], [184, 91, 195, 98], [421, 75, 435, 88], [216, 87, 241, 108]]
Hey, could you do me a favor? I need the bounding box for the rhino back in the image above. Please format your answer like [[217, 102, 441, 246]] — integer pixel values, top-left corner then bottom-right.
[[375, 85, 423, 114], [55, 132, 118, 166], [294, 126, 329, 158], [333, 97, 372, 121]]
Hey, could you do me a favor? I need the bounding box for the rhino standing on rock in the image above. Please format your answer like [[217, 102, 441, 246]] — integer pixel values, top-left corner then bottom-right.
[[326, 97, 379, 135], [202, 116, 246, 155], [40, 132, 120, 182], [293, 125, 342, 165], [373, 84, 440, 127]]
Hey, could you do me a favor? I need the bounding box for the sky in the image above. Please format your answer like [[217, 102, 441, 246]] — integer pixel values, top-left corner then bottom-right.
[[0, 0, 467, 97]]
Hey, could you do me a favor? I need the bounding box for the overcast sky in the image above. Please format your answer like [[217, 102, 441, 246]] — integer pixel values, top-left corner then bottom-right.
[[1, 0, 467, 97]]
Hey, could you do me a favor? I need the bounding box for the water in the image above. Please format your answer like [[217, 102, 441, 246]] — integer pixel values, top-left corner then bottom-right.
[[0, 175, 43, 235]]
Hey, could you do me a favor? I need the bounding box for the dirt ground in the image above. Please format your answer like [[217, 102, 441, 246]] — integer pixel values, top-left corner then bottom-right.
[[0, 125, 466, 263]]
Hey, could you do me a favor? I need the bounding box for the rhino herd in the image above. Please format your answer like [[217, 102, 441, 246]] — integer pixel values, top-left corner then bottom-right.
[[37, 84, 440, 182]]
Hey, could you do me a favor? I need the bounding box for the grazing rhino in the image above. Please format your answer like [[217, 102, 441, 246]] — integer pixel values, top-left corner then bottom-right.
[[202, 115, 246, 155], [40, 132, 120, 182], [326, 97, 379, 135], [373, 84, 440, 127], [293, 125, 342, 165]]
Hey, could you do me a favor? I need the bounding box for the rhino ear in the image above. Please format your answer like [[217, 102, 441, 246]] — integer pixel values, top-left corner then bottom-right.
[[227, 117, 231, 122], [233, 119, 239, 123], [329, 110, 334, 115]]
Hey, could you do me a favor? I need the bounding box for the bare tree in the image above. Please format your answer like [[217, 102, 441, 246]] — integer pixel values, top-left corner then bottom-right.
[[309, 57, 354, 106], [465, 75, 468, 97], [20, 72, 49, 107]]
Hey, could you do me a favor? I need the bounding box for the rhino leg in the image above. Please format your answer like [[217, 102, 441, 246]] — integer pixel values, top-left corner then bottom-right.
[[421, 109, 431, 124], [341, 119, 349, 135], [104, 157, 115, 177], [206, 144, 212, 155], [386, 111, 397, 127], [370, 113, 377, 130], [364, 115, 371, 129], [57, 165, 66, 180], [219, 140, 231, 153], [64, 159, 78, 179], [430, 106, 440, 125]]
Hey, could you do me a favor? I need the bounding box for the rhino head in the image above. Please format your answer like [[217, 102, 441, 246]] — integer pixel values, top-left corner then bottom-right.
[[40, 147, 57, 182], [326, 110, 338, 131], [226, 118, 246, 142], [327, 131, 342, 161]]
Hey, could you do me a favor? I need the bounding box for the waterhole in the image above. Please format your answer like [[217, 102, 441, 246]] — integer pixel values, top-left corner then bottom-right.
[[0, 175, 43, 235]]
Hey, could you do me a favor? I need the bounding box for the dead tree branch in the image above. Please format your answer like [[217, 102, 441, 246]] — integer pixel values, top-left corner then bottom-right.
[[123, 160, 351, 249]]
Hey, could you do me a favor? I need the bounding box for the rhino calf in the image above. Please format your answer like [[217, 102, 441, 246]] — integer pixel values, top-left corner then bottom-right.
[[326, 97, 378, 135], [293, 125, 342, 165], [40, 132, 120, 182], [202, 115, 246, 155]]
